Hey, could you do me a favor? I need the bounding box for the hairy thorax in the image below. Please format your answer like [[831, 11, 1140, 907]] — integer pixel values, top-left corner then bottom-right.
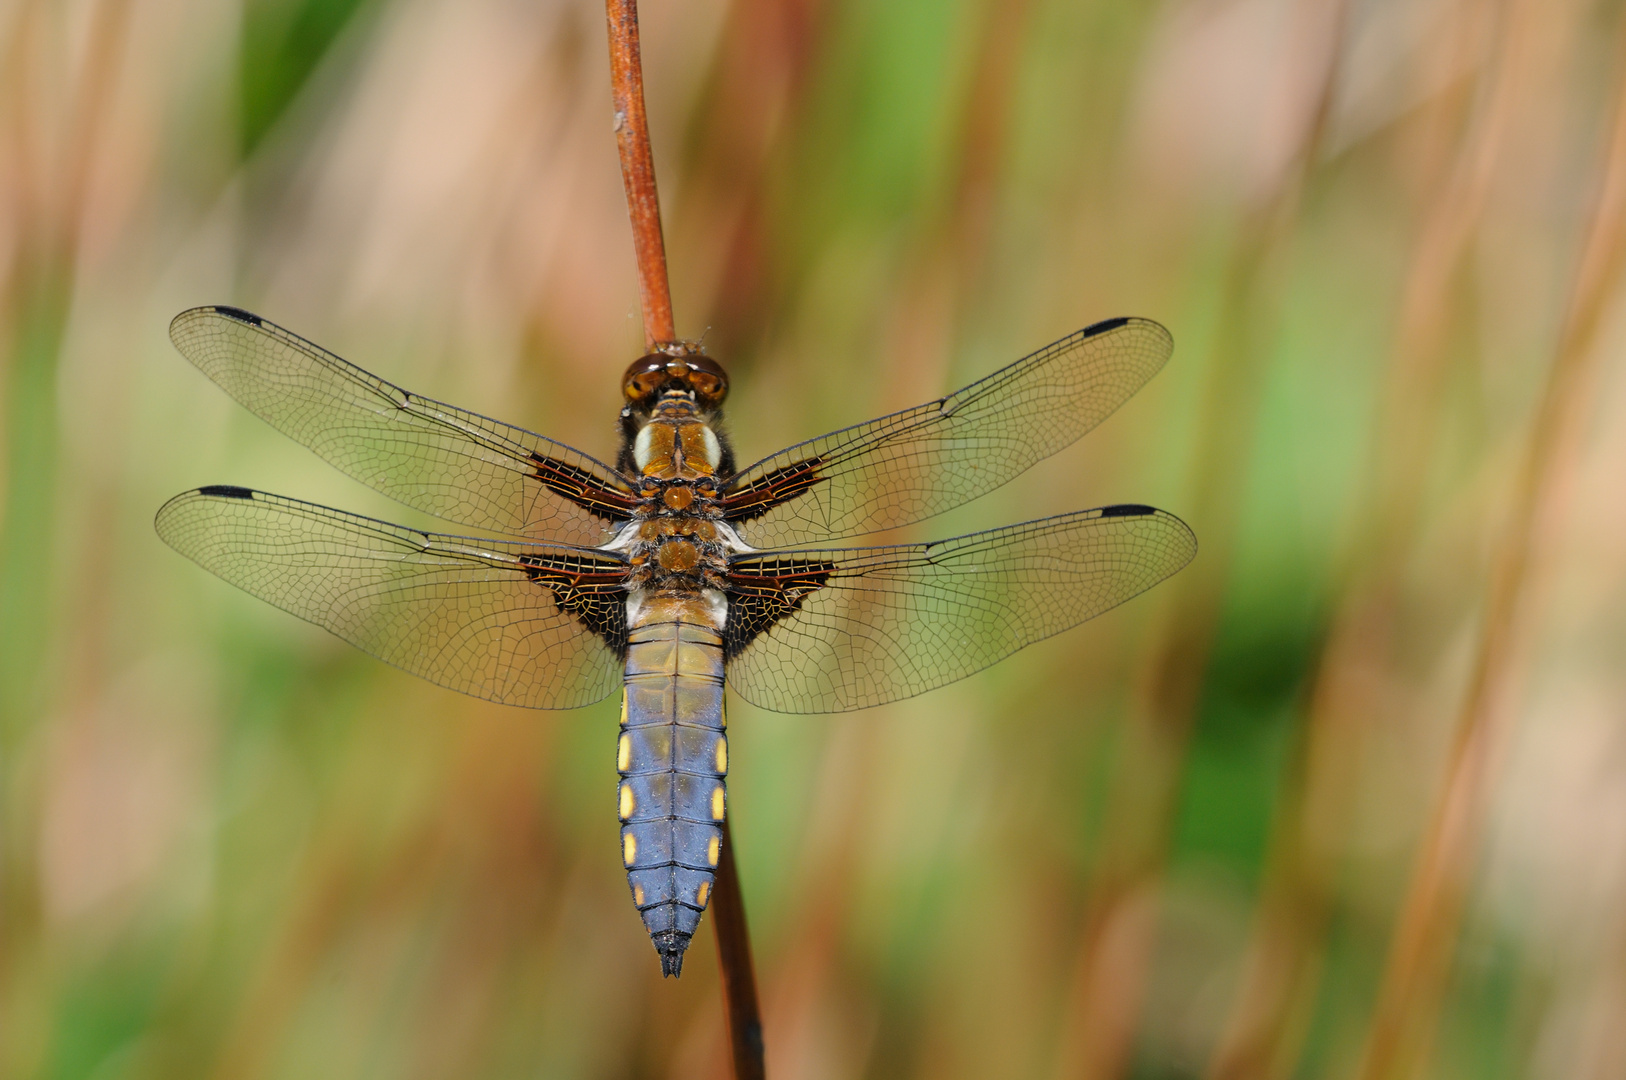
[[616, 396, 739, 601]]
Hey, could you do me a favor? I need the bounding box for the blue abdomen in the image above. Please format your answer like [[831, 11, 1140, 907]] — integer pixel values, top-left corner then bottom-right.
[[618, 617, 728, 976]]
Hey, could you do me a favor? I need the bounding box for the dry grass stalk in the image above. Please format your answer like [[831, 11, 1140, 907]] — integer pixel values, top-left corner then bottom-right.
[[1051, 3, 1349, 1076], [1206, 2, 1523, 1075], [1353, 14, 1626, 1080], [0, 6, 130, 1070]]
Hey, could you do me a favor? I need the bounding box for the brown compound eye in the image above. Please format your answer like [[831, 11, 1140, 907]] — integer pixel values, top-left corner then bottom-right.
[[683, 355, 728, 407], [621, 348, 729, 407], [622, 356, 671, 403]]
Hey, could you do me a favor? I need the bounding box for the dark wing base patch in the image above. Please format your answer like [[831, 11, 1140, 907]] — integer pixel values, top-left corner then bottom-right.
[[520, 554, 629, 657], [529, 452, 641, 521], [723, 457, 826, 523], [723, 557, 835, 659]]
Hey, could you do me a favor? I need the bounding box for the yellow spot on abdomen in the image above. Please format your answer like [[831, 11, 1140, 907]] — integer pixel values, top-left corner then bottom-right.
[[707, 835, 720, 867], [619, 783, 635, 820], [623, 833, 637, 865], [696, 881, 710, 906], [710, 784, 725, 821], [715, 736, 728, 774], [617, 733, 631, 772], [633, 884, 645, 906]]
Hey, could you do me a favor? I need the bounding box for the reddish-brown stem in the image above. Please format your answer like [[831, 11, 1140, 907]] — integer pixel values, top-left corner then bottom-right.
[[602, 5, 764, 1075], [605, 0, 676, 349], [713, 821, 766, 1079]]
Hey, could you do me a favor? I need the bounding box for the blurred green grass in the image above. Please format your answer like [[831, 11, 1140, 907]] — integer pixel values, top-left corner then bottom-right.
[[4, 1, 1626, 1078]]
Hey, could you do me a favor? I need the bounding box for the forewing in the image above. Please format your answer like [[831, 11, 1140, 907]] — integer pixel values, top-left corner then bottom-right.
[[170, 307, 637, 545], [724, 504, 1195, 713], [723, 318, 1172, 545], [155, 486, 626, 709]]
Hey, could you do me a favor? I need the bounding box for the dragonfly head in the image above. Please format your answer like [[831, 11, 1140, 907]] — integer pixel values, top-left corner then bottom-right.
[[622, 343, 728, 412]]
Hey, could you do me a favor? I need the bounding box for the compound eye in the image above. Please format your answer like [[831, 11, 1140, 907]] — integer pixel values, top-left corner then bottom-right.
[[622, 348, 729, 406], [622, 356, 669, 403], [684, 356, 728, 406]]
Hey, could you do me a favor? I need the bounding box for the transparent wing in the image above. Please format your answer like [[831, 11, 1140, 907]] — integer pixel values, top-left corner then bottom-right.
[[155, 486, 626, 709], [724, 504, 1195, 713], [722, 318, 1173, 546], [170, 307, 637, 546]]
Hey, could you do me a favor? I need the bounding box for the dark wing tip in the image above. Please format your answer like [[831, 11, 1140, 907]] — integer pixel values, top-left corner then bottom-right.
[[651, 930, 692, 977], [1099, 502, 1157, 518], [1097, 503, 1199, 561], [196, 484, 256, 499], [1077, 316, 1174, 365], [1069, 316, 1174, 378], [1081, 315, 1132, 336], [211, 305, 263, 326], [168, 305, 264, 345], [154, 485, 258, 541], [1080, 315, 1171, 341], [1092, 500, 1196, 566]]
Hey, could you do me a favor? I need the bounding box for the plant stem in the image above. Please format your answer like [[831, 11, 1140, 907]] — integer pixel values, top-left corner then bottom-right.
[[713, 822, 766, 1080], [604, 0, 675, 349], [602, 6, 766, 1076]]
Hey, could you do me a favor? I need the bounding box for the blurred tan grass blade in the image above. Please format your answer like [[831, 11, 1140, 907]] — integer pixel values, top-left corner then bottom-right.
[[750, 0, 1036, 1070], [1353, 13, 1626, 1080], [1051, 3, 1351, 1077], [1, 4, 131, 1072], [1205, 0, 1526, 1075], [672, 0, 830, 358]]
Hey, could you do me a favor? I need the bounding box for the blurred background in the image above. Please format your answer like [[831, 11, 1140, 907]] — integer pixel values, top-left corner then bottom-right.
[[4, 0, 1626, 1077]]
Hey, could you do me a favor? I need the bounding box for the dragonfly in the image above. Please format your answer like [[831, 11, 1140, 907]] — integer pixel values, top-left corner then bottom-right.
[[155, 306, 1196, 976]]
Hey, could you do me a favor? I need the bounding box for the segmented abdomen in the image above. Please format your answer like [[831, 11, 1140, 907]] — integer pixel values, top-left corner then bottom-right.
[[618, 616, 728, 977]]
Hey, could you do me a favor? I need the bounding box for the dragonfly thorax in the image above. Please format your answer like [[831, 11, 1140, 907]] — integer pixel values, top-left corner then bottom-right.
[[625, 495, 729, 593], [630, 400, 723, 481]]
